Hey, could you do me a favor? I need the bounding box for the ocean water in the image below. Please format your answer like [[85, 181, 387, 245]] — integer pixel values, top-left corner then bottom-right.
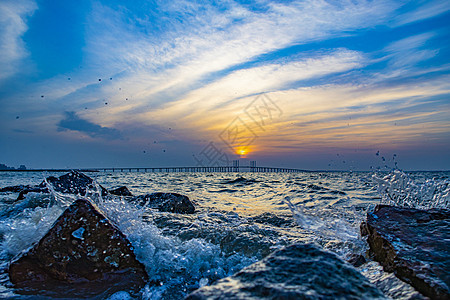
[[0, 170, 448, 299]]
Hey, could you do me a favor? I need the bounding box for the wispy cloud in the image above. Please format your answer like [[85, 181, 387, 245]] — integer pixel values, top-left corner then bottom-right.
[[0, 0, 36, 81], [394, 0, 450, 26], [75, 0, 394, 105], [143, 49, 366, 130]]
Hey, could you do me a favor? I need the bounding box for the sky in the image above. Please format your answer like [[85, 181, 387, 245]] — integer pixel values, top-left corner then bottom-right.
[[0, 0, 449, 171]]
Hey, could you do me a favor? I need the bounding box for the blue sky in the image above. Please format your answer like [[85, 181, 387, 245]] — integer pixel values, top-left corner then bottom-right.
[[0, 0, 449, 170]]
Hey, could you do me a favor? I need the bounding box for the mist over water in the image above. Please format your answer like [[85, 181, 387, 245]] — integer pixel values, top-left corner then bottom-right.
[[0, 170, 448, 299]]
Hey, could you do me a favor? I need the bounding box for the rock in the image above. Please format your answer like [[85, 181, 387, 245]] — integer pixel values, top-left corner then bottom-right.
[[13, 171, 108, 200], [186, 243, 384, 299], [0, 184, 48, 200], [222, 177, 259, 184], [361, 204, 450, 299], [134, 192, 195, 214], [109, 186, 133, 196], [0, 185, 34, 193], [250, 212, 296, 228], [40, 171, 108, 196], [17, 186, 49, 200], [9, 198, 148, 298], [347, 253, 366, 267]]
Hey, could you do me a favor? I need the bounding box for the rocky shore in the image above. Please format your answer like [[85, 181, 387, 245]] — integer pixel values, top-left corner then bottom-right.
[[361, 204, 450, 299], [1, 171, 448, 298]]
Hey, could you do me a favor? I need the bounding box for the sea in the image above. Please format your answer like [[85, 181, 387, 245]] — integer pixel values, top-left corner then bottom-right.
[[0, 170, 449, 299]]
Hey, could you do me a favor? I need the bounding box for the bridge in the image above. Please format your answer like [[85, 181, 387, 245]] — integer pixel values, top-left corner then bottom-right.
[[1, 166, 305, 173], [96, 166, 304, 173]]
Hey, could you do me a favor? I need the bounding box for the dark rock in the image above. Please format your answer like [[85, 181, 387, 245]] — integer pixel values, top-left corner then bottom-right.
[[361, 204, 450, 299], [109, 186, 133, 196], [17, 186, 49, 200], [9, 198, 148, 298], [14, 171, 108, 200], [134, 192, 195, 214], [0, 185, 34, 193], [0, 184, 48, 200], [347, 253, 366, 267], [222, 177, 259, 184], [186, 243, 384, 299], [250, 212, 296, 228], [39, 171, 108, 196], [0, 184, 48, 201]]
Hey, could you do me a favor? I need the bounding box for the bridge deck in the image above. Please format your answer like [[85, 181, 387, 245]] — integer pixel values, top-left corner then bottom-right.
[[0, 166, 305, 173]]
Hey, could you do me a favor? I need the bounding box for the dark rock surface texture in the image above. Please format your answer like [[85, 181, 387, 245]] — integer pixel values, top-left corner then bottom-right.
[[186, 243, 384, 299], [4, 171, 109, 200], [9, 198, 148, 298], [361, 204, 450, 299], [40, 171, 108, 196], [109, 186, 133, 196], [134, 192, 195, 214]]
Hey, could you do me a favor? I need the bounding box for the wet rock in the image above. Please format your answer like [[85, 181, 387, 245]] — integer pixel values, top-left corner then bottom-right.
[[17, 186, 48, 200], [134, 192, 195, 214], [0, 185, 34, 193], [109, 186, 133, 196], [12, 171, 108, 200], [39, 171, 108, 196], [9, 198, 148, 298], [361, 204, 450, 299], [347, 253, 366, 267], [186, 243, 384, 299], [250, 212, 296, 228], [0, 184, 47, 200], [222, 177, 260, 184]]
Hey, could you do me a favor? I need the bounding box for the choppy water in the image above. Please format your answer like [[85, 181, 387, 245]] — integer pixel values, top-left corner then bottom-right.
[[0, 170, 449, 299]]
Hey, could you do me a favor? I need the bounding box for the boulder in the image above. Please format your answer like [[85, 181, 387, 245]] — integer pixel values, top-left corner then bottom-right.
[[17, 186, 49, 200], [0, 185, 34, 193], [347, 253, 366, 268], [39, 171, 108, 196], [361, 205, 450, 299], [12, 171, 108, 200], [9, 198, 148, 298], [134, 192, 195, 214], [186, 243, 384, 299], [109, 186, 133, 196]]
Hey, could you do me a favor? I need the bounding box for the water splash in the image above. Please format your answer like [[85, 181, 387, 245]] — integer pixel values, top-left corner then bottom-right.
[[0, 176, 257, 299], [283, 196, 365, 258], [373, 170, 450, 209]]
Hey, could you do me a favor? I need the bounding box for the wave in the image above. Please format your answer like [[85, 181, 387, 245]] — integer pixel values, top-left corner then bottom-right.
[[373, 170, 450, 209]]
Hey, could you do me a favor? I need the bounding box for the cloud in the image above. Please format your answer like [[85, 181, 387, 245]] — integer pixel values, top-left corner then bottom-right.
[[76, 0, 394, 102], [143, 48, 366, 130], [371, 32, 441, 81], [57, 111, 123, 140], [0, 0, 37, 81], [394, 0, 450, 26]]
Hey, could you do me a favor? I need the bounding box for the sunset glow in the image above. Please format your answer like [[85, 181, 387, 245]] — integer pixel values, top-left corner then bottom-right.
[[0, 0, 449, 170]]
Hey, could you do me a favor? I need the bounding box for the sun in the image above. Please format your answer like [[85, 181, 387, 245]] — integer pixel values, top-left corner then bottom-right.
[[236, 148, 248, 157]]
